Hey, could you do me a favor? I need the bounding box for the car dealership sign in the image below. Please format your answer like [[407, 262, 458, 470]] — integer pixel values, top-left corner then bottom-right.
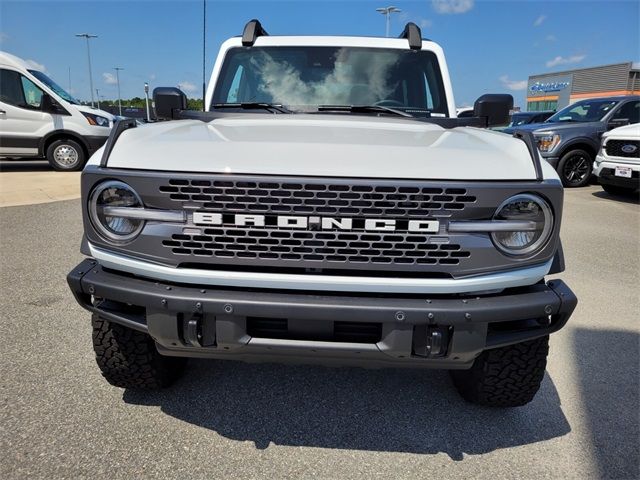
[[529, 81, 570, 93]]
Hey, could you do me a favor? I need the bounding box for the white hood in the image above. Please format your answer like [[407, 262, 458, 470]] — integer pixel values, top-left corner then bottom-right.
[[603, 122, 640, 140], [98, 114, 538, 180]]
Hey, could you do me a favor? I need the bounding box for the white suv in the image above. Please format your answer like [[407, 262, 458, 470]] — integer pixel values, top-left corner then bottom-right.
[[594, 123, 640, 195]]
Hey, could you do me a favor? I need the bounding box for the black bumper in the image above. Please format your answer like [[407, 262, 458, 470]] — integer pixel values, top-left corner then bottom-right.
[[67, 259, 577, 369], [85, 135, 108, 156], [598, 168, 640, 189]]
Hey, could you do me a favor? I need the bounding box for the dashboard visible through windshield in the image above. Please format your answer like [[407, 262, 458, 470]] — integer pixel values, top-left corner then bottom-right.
[[546, 99, 618, 123], [211, 46, 449, 117]]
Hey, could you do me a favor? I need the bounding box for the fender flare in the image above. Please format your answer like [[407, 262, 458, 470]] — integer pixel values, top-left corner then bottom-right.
[[39, 130, 90, 157]]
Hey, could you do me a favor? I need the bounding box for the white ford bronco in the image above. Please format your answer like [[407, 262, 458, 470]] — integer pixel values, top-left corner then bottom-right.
[[68, 21, 577, 407]]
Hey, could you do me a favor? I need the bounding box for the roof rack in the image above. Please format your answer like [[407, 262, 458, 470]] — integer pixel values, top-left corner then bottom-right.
[[399, 22, 422, 50], [242, 19, 268, 46]]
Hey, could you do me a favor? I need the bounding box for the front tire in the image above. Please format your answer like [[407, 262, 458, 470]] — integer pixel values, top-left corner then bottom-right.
[[450, 336, 549, 407], [46, 138, 86, 171], [557, 149, 593, 188], [92, 314, 186, 389]]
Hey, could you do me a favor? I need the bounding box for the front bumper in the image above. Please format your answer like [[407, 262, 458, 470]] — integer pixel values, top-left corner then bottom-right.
[[84, 135, 108, 156], [594, 156, 640, 189], [67, 259, 577, 369], [540, 155, 560, 169]]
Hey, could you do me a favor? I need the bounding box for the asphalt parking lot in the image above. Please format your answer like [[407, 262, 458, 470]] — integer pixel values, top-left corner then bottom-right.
[[0, 169, 638, 479]]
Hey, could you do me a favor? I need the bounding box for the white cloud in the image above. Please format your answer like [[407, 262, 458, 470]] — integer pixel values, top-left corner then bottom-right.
[[499, 75, 528, 91], [103, 72, 117, 85], [432, 0, 474, 14], [545, 34, 557, 42], [149, 73, 156, 81], [178, 81, 197, 93], [534, 15, 546, 27], [25, 59, 46, 72], [546, 54, 586, 68], [0, 32, 8, 43], [419, 19, 433, 29]]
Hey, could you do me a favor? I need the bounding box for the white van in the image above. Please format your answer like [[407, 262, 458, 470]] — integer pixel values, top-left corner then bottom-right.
[[0, 51, 115, 170]]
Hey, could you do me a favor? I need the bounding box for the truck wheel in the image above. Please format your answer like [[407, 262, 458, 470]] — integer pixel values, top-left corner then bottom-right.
[[91, 314, 186, 389], [601, 183, 637, 196], [450, 336, 549, 407], [46, 138, 86, 171], [557, 149, 592, 187]]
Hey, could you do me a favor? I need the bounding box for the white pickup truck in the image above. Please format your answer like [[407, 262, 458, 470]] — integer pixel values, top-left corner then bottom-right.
[[594, 123, 640, 195], [68, 20, 576, 407]]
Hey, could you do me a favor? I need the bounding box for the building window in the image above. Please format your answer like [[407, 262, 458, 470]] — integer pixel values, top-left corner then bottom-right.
[[527, 100, 558, 112]]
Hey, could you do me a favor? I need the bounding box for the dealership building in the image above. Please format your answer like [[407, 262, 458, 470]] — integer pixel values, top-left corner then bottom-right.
[[526, 62, 640, 112]]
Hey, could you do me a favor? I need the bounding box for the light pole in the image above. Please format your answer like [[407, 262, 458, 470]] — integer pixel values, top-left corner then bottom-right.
[[376, 6, 401, 37], [144, 82, 151, 122], [114, 67, 124, 116], [96, 88, 100, 109], [75, 33, 98, 107]]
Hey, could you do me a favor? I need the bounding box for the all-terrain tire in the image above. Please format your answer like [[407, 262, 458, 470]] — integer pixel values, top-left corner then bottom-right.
[[450, 336, 549, 407], [91, 314, 186, 389]]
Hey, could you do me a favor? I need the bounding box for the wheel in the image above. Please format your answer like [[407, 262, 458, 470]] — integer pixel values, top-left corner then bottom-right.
[[450, 336, 549, 407], [46, 138, 86, 171], [601, 183, 637, 196], [91, 314, 186, 389], [557, 149, 592, 188]]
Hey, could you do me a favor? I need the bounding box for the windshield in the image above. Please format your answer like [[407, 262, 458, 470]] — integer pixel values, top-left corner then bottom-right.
[[28, 69, 80, 105], [546, 99, 619, 123], [212, 46, 449, 116], [509, 113, 534, 127]]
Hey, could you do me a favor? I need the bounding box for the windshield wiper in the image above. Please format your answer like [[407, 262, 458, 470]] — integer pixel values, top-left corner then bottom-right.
[[317, 105, 413, 118], [212, 102, 293, 114]]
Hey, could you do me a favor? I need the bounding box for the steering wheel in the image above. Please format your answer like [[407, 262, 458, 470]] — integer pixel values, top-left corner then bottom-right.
[[373, 99, 405, 107]]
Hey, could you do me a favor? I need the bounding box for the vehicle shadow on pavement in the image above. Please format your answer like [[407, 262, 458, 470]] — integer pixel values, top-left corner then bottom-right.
[[0, 160, 50, 172], [591, 190, 640, 205], [572, 328, 640, 479], [123, 361, 570, 459]]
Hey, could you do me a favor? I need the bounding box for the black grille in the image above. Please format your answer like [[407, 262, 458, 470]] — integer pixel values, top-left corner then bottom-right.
[[605, 140, 640, 158], [159, 179, 477, 216], [246, 317, 382, 343], [162, 229, 470, 266]]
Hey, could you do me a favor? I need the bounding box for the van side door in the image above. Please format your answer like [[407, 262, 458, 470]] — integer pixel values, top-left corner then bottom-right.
[[0, 68, 51, 157]]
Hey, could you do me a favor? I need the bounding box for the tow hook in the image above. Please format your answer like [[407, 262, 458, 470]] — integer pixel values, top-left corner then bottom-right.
[[184, 312, 203, 347]]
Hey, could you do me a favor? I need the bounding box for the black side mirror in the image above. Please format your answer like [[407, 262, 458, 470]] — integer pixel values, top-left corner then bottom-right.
[[473, 94, 513, 127], [41, 93, 64, 114], [153, 87, 188, 120], [608, 118, 629, 130]]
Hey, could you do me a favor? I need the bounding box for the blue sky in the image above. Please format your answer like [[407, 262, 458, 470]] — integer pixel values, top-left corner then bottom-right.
[[1, 0, 638, 108]]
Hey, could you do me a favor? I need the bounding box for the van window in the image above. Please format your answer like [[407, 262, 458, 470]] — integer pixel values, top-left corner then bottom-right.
[[0, 68, 43, 109], [21, 76, 43, 108]]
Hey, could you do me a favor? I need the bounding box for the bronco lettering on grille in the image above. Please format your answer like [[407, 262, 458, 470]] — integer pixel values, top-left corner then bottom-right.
[[192, 212, 440, 233]]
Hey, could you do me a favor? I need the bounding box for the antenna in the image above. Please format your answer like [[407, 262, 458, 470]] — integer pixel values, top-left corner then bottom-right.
[[202, 0, 206, 112]]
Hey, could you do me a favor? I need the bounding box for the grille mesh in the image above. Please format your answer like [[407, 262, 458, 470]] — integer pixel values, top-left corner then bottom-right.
[[159, 179, 476, 216], [162, 229, 470, 266], [605, 140, 640, 158]]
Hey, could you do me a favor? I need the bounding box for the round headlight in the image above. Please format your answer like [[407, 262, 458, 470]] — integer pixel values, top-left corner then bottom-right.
[[491, 194, 553, 256], [89, 181, 144, 243]]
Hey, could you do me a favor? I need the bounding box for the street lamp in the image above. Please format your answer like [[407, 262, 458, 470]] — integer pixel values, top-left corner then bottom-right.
[[75, 33, 98, 107], [144, 82, 151, 122], [95, 88, 100, 109], [114, 67, 124, 116], [376, 6, 401, 37]]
